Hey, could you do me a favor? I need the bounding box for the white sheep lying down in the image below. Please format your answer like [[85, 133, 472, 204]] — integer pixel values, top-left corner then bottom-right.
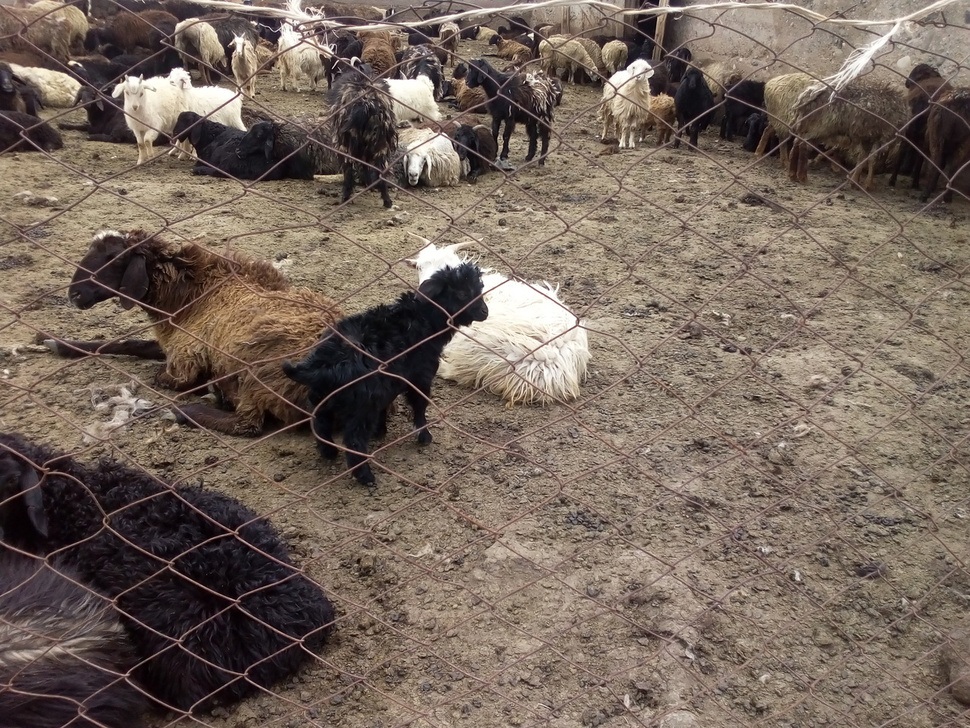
[[408, 238, 590, 406], [399, 127, 462, 187], [111, 67, 245, 164], [8, 63, 80, 108]]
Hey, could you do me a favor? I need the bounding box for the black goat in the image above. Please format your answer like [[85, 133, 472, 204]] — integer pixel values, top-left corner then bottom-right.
[[673, 67, 715, 149], [325, 33, 363, 89], [453, 123, 497, 181], [0, 431, 336, 713], [0, 110, 63, 153], [282, 262, 488, 486], [327, 61, 397, 208], [465, 57, 557, 166], [720, 79, 765, 141], [0, 553, 148, 728]]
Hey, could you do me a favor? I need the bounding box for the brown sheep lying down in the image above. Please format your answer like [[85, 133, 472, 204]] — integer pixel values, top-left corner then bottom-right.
[[44, 229, 343, 436]]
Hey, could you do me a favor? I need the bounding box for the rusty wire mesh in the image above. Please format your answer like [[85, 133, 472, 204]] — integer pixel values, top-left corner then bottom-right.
[[1, 0, 970, 726]]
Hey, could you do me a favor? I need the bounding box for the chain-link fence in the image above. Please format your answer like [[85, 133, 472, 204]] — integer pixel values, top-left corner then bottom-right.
[[1, 0, 969, 726]]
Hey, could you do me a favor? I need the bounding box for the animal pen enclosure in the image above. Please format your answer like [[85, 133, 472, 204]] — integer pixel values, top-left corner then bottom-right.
[[1, 0, 969, 727]]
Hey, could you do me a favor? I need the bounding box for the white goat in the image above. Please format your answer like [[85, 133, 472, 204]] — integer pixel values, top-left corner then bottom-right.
[[111, 68, 244, 164], [231, 33, 258, 98], [277, 23, 327, 92], [173, 18, 226, 86], [600, 58, 655, 149], [385, 74, 441, 122], [408, 239, 590, 407], [401, 128, 461, 187]]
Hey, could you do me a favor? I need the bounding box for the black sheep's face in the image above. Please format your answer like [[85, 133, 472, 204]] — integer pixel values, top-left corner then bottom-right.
[[68, 232, 145, 311], [420, 263, 488, 327]]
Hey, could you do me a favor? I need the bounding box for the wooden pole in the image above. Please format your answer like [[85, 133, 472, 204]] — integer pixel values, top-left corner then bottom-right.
[[652, 0, 670, 62]]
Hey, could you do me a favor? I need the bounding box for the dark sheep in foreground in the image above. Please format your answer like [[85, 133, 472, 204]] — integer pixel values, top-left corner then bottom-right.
[[0, 431, 336, 712], [46, 229, 343, 436], [283, 262, 489, 486], [328, 61, 397, 207], [465, 57, 557, 166], [0, 110, 63, 152], [0, 552, 148, 728], [673, 67, 716, 149]]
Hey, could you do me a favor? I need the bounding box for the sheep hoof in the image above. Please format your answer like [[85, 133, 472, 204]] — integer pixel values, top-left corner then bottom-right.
[[352, 466, 376, 486], [417, 430, 433, 446], [317, 440, 339, 460]]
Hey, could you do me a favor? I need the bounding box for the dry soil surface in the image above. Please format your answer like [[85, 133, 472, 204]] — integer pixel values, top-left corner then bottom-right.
[[2, 38, 969, 728]]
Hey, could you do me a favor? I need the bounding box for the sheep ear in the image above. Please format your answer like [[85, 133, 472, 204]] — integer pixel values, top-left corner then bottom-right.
[[95, 99, 104, 111], [119, 254, 149, 310], [111, 82, 124, 98], [262, 133, 274, 162], [189, 124, 204, 148], [403, 257, 418, 268], [418, 276, 445, 300], [19, 466, 48, 539]]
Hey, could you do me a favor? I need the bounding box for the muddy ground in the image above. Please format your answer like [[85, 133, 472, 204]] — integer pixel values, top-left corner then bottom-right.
[[1, 37, 969, 728]]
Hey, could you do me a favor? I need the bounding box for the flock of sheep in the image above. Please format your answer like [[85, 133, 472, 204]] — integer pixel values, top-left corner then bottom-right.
[[0, 0, 966, 724]]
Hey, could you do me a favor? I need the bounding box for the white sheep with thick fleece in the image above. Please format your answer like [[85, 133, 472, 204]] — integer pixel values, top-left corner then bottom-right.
[[408, 238, 590, 406]]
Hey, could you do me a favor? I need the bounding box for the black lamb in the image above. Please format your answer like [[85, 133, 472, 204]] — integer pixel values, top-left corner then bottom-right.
[[673, 67, 715, 149], [720, 79, 766, 141], [0, 552, 147, 728], [0, 432, 336, 712], [58, 86, 136, 143], [172, 110, 247, 176], [0, 62, 41, 116], [664, 46, 692, 83], [742, 111, 769, 153], [327, 61, 397, 208], [0, 110, 63, 153], [282, 262, 489, 486], [453, 123, 497, 181], [465, 57, 557, 166]]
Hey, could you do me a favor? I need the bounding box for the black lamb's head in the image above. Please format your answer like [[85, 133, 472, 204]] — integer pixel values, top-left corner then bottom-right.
[[69, 230, 150, 311], [419, 262, 488, 327]]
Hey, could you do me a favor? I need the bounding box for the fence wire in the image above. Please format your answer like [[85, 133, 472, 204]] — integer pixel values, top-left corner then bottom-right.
[[1, 1, 970, 727]]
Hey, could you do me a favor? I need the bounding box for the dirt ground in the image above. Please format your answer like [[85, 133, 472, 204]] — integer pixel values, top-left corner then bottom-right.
[[2, 37, 970, 728]]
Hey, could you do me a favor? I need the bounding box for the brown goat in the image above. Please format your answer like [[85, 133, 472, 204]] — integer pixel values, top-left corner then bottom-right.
[[358, 30, 396, 77], [48, 229, 343, 436], [921, 88, 970, 204]]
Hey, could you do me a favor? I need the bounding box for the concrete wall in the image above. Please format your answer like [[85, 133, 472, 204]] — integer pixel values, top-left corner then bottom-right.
[[666, 0, 970, 81]]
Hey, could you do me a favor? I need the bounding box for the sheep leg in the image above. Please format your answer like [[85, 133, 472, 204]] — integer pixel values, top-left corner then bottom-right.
[[404, 381, 434, 445], [340, 165, 356, 203], [170, 402, 261, 436], [342, 415, 377, 485], [41, 337, 166, 360], [311, 409, 339, 460], [538, 126, 550, 165], [524, 121, 538, 162]]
